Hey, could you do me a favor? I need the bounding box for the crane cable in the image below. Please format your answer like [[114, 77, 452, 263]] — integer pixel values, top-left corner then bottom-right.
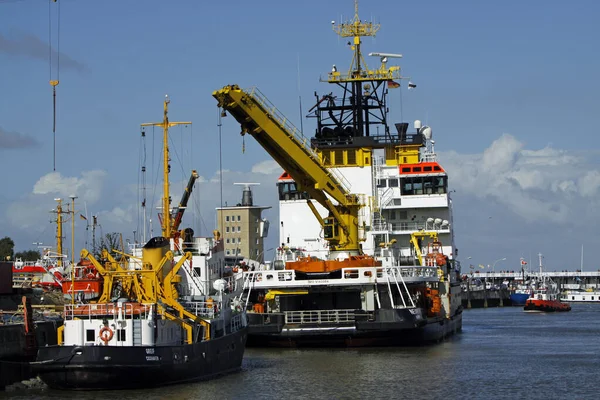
[[48, 0, 60, 171]]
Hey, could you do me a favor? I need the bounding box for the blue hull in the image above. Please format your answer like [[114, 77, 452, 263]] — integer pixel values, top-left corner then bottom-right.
[[510, 293, 530, 306]]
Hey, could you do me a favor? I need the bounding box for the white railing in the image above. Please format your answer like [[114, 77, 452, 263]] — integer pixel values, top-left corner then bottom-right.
[[285, 309, 357, 324], [181, 300, 222, 318]]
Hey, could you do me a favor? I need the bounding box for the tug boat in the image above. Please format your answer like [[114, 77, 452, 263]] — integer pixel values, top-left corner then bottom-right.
[[33, 97, 248, 390], [524, 254, 571, 312], [214, 1, 462, 347]]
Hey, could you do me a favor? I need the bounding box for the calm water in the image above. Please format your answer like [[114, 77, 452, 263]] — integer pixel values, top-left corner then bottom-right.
[[6, 304, 600, 399]]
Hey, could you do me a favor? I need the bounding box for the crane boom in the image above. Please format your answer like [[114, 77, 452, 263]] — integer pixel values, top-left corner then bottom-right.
[[171, 169, 199, 234], [213, 85, 362, 253]]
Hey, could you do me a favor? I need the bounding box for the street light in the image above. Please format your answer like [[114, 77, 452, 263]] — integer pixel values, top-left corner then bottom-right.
[[491, 257, 507, 273]]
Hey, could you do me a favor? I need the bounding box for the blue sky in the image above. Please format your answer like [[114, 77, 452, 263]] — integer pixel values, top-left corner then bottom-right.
[[1, 0, 599, 271]]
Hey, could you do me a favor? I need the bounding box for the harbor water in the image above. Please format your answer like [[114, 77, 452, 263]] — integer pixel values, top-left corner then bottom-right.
[[5, 303, 600, 399]]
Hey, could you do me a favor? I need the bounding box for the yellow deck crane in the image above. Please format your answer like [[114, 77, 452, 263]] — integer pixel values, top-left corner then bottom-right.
[[213, 85, 378, 273]]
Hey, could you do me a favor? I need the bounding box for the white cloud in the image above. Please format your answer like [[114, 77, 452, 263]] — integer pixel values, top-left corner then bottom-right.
[[251, 160, 281, 175], [33, 170, 107, 204], [441, 134, 600, 225]]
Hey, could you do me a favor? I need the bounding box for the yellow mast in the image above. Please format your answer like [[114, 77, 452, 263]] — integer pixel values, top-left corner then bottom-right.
[[54, 198, 66, 267], [141, 96, 191, 238], [331, 0, 380, 80]]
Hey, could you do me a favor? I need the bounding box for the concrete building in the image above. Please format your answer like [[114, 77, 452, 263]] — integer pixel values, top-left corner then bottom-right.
[[216, 184, 271, 263]]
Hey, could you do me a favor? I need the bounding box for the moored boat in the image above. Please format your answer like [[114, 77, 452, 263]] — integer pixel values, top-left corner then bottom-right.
[[524, 254, 571, 312], [33, 97, 248, 390], [214, 1, 462, 347]]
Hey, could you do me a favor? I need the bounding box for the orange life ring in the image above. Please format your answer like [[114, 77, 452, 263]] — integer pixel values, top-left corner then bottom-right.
[[99, 326, 114, 344]]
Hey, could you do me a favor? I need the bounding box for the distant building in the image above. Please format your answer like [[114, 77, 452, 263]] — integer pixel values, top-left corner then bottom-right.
[[216, 184, 271, 263]]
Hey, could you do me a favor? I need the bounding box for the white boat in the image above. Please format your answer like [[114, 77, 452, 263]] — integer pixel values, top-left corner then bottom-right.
[[561, 289, 600, 303], [214, 2, 462, 347]]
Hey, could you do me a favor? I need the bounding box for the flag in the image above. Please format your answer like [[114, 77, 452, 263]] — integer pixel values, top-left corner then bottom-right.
[[520, 258, 527, 266], [387, 80, 400, 89], [478, 264, 485, 269], [79, 214, 87, 220], [408, 81, 417, 89]]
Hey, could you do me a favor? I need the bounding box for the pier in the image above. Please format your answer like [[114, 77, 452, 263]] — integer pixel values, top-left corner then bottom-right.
[[461, 270, 600, 308]]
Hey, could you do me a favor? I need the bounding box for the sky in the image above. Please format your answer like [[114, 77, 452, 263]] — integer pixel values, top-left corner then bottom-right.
[[1, 0, 599, 272]]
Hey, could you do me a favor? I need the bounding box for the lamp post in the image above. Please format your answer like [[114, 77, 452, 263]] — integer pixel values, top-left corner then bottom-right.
[[257, 247, 274, 266], [491, 257, 507, 274]]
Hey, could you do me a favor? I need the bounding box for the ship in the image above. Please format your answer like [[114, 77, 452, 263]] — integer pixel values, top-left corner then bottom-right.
[[561, 288, 600, 303], [524, 253, 571, 312], [33, 96, 248, 390], [213, 1, 463, 347], [1, 262, 61, 389]]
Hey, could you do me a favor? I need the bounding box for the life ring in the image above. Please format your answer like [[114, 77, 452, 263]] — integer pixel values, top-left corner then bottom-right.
[[87, 272, 96, 279], [99, 326, 114, 344]]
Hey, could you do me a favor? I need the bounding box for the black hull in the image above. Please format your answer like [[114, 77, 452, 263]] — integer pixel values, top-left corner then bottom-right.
[[33, 327, 247, 390], [246, 309, 462, 348]]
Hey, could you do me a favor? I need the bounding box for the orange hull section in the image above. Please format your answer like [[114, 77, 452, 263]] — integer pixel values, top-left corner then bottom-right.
[[286, 255, 381, 273]]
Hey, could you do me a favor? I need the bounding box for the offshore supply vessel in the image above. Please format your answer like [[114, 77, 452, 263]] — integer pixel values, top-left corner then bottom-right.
[[34, 97, 248, 389], [214, 1, 462, 347]]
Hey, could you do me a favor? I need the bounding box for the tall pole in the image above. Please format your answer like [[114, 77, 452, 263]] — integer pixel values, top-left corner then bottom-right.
[[141, 95, 191, 238], [55, 198, 64, 268], [70, 195, 77, 265]]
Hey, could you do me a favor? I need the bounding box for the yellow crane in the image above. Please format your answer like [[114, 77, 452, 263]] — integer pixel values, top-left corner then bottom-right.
[[214, 85, 376, 273]]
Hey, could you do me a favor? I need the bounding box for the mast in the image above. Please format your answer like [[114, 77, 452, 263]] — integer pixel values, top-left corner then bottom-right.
[[141, 96, 191, 238], [53, 198, 68, 267]]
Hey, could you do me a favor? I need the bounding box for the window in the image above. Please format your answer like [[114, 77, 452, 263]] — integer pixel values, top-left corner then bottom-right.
[[399, 210, 408, 220], [256, 227, 259, 233], [377, 179, 386, 188], [226, 227, 230, 233], [390, 211, 396, 220], [237, 215, 241, 221], [194, 267, 201, 277], [388, 178, 399, 188], [226, 216, 230, 222], [226, 238, 230, 244], [117, 329, 126, 342], [401, 167, 411, 173], [226, 250, 230, 255], [237, 226, 241, 232], [423, 166, 432, 172], [256, 238, 260, 245], [86, 329, 95, 342], [238, 238, 242, 243]]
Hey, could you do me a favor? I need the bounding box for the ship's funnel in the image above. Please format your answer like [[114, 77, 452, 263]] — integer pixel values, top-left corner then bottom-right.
[[142, 237, 171, 285]]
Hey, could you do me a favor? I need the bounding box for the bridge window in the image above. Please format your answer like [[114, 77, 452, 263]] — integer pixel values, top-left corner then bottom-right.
[[278, 181, 310, 201], [401, 176, 447, 195], [389, 178, 399, 188], [377, 179, 386, 188]]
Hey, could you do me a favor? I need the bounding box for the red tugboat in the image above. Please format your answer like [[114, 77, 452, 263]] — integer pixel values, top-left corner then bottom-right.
[[524, 253, 571, 312]]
